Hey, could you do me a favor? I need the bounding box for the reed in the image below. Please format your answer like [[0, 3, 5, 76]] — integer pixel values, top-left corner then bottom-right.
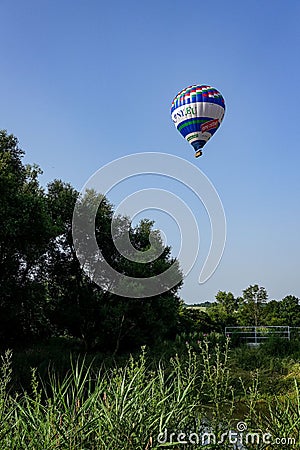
[[0, 339, 299, 449]]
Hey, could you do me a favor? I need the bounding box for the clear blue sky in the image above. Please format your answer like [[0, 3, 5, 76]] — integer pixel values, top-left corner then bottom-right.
[[1, 0, 300, 303]]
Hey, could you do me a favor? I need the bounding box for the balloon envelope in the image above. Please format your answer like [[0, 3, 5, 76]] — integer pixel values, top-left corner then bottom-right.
[[171, 85, 225, 156]]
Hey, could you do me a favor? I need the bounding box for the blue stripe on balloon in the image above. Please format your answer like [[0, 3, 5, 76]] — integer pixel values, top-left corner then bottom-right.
[[179, 123, 219, 139], [171, 95, 225, 113], [176, 117, 215, 138]]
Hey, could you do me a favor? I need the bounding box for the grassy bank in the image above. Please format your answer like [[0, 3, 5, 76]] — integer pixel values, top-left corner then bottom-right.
[[1, 336, 300, 449]]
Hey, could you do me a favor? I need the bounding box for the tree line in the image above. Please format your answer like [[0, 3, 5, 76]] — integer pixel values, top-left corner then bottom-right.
[[1, 130, 299, 353], [0, 130, 182, 351], [182, 286, 300, 334]]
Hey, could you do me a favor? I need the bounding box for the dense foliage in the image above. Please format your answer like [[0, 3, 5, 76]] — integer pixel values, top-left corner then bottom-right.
[[181, 288, 300, 334], [0, 130, 182, 351], [1, 129, 300, 354]]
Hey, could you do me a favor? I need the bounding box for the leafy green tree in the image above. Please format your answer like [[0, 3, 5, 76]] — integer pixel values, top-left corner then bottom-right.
[[279, 295, 300, 326], [0, 131, 54, 344], [45, 185, 182, 351], [237, 285, 268, 326], [263, 300, 285, 325], [208, 291, 240, 328], [44, 183, 110, 348], [0, 130, 183, 351]]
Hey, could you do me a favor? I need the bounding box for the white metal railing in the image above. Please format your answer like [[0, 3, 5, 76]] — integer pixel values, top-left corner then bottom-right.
[[224, 326, 299, 345]]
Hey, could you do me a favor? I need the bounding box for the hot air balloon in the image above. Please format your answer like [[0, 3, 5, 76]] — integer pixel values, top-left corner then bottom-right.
[[171, 85, 225, 157]]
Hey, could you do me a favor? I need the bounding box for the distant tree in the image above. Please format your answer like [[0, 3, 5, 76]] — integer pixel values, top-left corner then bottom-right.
[[263, 300, 285, 325], [207, 291, 240, 328], [215, 291, 240, 315], [237, 285, 268, 326], [201, 301, 214, 308], [279, 295, 300, 326], [187, 301, 213, 308], [178, 304, 215, 334]]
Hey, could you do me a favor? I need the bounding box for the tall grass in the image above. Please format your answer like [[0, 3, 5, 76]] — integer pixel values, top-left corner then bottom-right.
[[0, 340, 237, 449], [0, 339, 300, 449]]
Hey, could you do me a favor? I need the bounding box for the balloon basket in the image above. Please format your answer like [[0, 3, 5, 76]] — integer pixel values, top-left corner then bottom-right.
[[194, 150, 202, 158]]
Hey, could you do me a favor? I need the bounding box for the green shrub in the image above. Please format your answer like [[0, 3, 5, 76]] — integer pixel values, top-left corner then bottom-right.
[[260, 336, 300, 358]]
